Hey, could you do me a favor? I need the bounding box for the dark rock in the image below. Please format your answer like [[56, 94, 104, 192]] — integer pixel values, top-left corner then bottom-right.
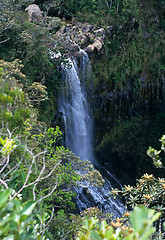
[[106, 92, 113, 100], [55, 20, 106, 55], [82, 24, 94, 32]]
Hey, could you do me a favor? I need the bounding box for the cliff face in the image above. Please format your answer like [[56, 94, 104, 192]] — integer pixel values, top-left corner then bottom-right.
[[87, 1, 164, 183], [50, 0, 165, 183]]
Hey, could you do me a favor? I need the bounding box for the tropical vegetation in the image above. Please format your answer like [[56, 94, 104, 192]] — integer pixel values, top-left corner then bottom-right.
[[0, 0, 164, 239]]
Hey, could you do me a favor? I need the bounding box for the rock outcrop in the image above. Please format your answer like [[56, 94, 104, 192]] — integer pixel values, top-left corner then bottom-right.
[[25, 4, 43, 23], [24, 6, 107, 54], [56, 20, 106, 54]]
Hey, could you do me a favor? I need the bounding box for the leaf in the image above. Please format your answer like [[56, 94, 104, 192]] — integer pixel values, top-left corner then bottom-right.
[[151, 212, 161, 223], [3, 236, 14, 240], [130, 205, 144, 232], [21, 201, 36, 216], [0, 137, 5, 145], [90, 230, 102, 240], [100, 220, 106, 234], [163, 221, 165, 231], [0, 188, 10, 205], [140, 226, 156, 240], [36, 213, 42, 221], [130, 205, 158, 239]]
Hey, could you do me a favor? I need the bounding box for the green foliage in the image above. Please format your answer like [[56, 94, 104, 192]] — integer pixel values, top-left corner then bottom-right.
[[0, 187, 58, 239], [59, 0, 138, 25], [147, 135, 165, 168], [0, 187, 39, 239], [0, 2, 164, 239], [94, 24, 164, 91], [0, 59, 31, 131], [0, 58, 104, 239], [0, 62, 106, 240], [130, 206, 161, 239], [108, 136, 165, 238], [0, 59, 108, 240], [111, 173, 165, 211], [0, 2, 59, 83], [110, 173, 165, 238], [0, 2, 64, 124], [77, 205, 161, 240], [0, 0, 14, 36], [49, 210, 82, 240], [47, 16, 63, 33], [97, 117, 145, 152], [91, 0, 164, 120], [96, 113, 165, 182]]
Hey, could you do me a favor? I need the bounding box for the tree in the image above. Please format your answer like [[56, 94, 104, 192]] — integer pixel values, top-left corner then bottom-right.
[[0, 59, 106, 238], [77, 205, 161, 240], [0, 0, 14, 44], [108, 136, 165, 239], [0, 60, 62, 202], [0, 188, 41, 239]]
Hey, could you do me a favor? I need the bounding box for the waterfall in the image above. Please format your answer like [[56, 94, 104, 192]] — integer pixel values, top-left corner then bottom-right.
[[59, 50, 94, 162], [58, 50, 125, 217]]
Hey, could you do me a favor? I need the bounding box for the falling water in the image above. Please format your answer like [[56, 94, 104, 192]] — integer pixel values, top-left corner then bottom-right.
[[58, 50, 125, 217], [59, 50, 94, 162]]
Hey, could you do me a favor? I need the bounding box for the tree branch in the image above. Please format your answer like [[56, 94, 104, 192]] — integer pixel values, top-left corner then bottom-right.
[[0, 38, 10, 44], [0, 178, 9, 189]]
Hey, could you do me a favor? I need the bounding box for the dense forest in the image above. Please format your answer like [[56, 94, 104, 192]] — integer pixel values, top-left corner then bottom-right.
[[0, 0, 165, 239]]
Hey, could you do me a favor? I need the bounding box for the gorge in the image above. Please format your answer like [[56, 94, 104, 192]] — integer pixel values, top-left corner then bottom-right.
[[0, 0, 164, 238]]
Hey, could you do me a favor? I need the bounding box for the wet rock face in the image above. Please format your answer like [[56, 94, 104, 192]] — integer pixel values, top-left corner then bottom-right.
[[25, 4, 43, 23], [93, 73, 165, 184], [56, 20, 106, 55], [94, 75, 164, 143]]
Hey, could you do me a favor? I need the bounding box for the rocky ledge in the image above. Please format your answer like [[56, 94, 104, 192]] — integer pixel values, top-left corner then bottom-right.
[[56, 20, 106, 55], [25, 4, 108, 55]]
